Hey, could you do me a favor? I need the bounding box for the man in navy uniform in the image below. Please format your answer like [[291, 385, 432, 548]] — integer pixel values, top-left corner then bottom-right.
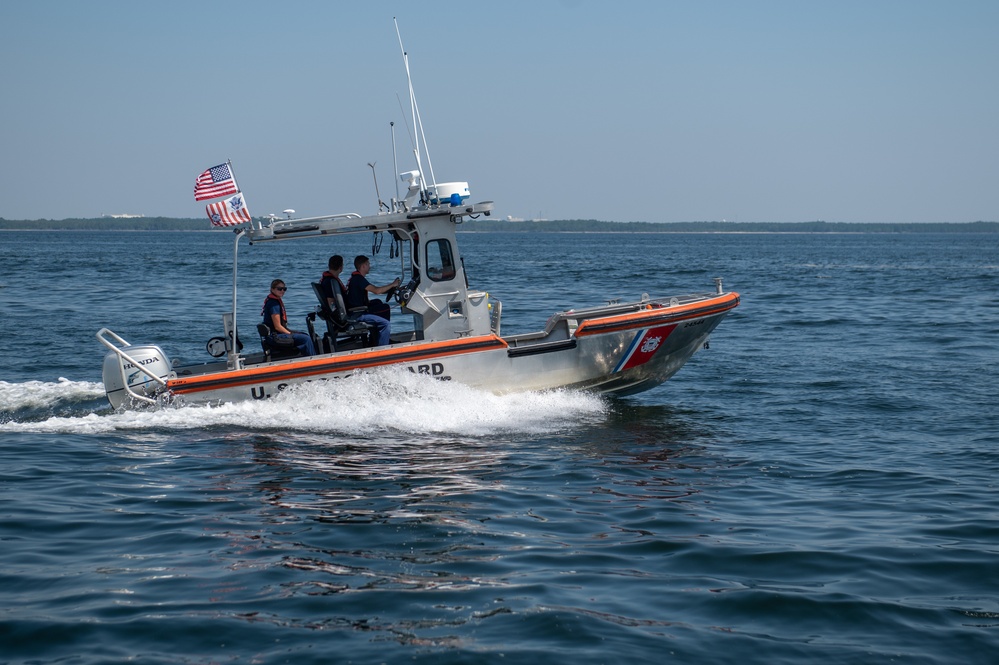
[[343, 255, 399, 346]]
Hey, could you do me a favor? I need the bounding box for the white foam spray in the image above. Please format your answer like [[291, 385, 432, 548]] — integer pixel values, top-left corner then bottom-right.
[[1, 369, 608, 437], [0, 378, 105, 410]]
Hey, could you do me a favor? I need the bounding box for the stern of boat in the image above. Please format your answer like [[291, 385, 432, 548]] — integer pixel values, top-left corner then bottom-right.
[[97, 329, 174, 410]]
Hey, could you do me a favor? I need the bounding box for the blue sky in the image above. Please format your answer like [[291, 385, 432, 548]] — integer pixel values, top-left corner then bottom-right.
[[1, 1, 996, 223]]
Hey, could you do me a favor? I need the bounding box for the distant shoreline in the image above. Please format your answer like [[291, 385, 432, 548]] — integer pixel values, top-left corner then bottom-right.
[[1, 217, 996, 234]]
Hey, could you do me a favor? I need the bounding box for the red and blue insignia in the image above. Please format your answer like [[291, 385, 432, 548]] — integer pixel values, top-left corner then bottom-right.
[[613, 324, 677, 372]]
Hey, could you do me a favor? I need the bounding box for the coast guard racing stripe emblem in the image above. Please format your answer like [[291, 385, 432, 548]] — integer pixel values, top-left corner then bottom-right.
[[614, 324, 677, 373]]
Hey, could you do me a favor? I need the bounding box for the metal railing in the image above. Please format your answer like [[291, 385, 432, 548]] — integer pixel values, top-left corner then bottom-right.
[[95, 328, 165, 406]]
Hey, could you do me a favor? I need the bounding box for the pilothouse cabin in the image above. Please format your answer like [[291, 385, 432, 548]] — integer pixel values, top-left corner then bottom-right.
[[245, 186, 499, 348]]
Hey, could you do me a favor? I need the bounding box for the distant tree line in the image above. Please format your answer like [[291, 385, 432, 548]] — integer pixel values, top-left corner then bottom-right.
[[460, 219, 999, 233], [0, 217, 210, 230], [1, 217, 997, 233]]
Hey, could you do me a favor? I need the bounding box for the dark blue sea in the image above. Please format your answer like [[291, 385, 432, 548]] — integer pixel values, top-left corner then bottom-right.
[[1, 229, 997, 664]]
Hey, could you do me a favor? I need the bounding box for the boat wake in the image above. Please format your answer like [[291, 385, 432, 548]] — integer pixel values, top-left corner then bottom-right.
[[0, 378, 108, 422], [0, 369, 608, 437]]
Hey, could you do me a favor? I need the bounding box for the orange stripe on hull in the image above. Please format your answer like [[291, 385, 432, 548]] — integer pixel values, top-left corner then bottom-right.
[[574, 292, 740, 337], [167, 335, 508, 396]]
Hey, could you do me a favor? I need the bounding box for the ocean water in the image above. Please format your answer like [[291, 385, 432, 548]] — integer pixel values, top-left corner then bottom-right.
[[1, 229, 997, 664]]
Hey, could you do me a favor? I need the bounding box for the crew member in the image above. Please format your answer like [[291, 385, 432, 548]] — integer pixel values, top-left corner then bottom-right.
[[346, 254, 400, 322], [261, 279, 315, 356], [327, 255, 393, 346]]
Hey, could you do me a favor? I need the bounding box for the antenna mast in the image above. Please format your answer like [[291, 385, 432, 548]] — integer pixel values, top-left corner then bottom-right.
[[368, 162, 388, 211], [394, 18, 438, 200], [391, 121, 400, 206]]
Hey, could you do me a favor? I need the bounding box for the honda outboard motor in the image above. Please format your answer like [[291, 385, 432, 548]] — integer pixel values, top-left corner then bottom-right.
[[101, 344, 172, 410]]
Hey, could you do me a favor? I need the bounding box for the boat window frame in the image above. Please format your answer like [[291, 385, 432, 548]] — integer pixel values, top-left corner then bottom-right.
[[425, 238, 456, 282]]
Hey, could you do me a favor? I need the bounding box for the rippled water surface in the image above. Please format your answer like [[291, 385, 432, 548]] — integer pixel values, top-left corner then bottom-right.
[[1, 229, 998, 664]]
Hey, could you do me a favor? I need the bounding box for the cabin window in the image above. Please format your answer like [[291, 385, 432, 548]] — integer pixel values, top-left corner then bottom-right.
[[426, 239, 456, 282]]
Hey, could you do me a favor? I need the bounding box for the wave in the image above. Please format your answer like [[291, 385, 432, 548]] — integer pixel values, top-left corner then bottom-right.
[[0, 369, 608, 437], [0, 378, 108, 424], [0, 377, 105, 408]]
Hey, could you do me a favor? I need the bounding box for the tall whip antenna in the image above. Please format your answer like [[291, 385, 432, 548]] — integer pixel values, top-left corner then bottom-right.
[[394, 18, 438, 199], [390, 122, 400, 205], [368, 161, 388, 211]]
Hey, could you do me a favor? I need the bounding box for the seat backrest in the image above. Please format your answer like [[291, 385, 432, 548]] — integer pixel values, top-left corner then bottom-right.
[[311, 283, 334, 318], [312, 282, 348, 330], [256, 321, 302, 359], [332, 291, 352, 323], [256, 322, 272, 357]]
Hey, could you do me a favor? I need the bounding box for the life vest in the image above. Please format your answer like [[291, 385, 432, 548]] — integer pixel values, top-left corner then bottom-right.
[[346, 270, 369, 309], [261, 294, 287, 327], [320, 270, 347, 300]]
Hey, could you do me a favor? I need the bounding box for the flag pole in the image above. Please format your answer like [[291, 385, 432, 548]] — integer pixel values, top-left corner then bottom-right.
[[226, 159, 255, 230], [225, 161, 247, 369], [228, 229, 245, 369], [227, 159, 241, 192]]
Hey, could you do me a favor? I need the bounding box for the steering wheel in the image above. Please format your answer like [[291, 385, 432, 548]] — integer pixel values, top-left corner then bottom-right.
[[384, 286, 399, 303], [393, 279, 419, 305]]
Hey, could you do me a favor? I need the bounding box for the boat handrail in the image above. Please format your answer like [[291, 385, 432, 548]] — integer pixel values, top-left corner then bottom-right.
[[502, 291, 723, 345], [422, 289, 462, 299], [247, 202, 494, 244], [95, 328, 164, 406], [561, 292, 719, 320], [271, 212, 362, 227], [248, 213, 365, 242], [534, 291, 722, 336]]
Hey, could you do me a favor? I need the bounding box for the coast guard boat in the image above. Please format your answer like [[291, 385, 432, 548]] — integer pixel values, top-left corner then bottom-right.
[[97, 192, 739, 410], [96, 28, 740, 411]]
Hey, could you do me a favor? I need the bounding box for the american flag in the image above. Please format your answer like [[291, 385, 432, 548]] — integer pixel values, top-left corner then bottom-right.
[[194, 163, 239, 201], [206, 193, 251, 226]]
